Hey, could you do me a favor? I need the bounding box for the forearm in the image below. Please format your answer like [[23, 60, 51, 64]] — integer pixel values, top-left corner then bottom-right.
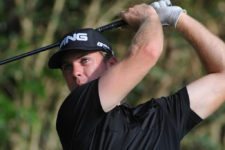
[[130, 15, 164, 63], [121, 4, 164, 67], [99, 5, 164, 112], [176, 13, 225, 73]]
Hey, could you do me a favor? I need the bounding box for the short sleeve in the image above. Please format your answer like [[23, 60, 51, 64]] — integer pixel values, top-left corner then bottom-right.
[[56, 79, 106, 149], [156, 87, 202, 139]]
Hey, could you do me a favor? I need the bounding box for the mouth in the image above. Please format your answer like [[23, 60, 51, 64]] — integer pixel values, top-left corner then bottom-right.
[[76, 79, 87, 86], [71, 78, 87, 88], [68, 77, 92, 91]]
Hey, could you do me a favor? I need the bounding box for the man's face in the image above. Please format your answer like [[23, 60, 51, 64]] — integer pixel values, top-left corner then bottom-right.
[[61, 51, 114, 91]]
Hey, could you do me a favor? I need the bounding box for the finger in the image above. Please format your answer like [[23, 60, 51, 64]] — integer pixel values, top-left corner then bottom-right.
[[159, 0, 172, 6], [165, 0, 172, 6], [151, 2, 160, 9], [159, 1, 167, 7], [119, 10, 128, 20]]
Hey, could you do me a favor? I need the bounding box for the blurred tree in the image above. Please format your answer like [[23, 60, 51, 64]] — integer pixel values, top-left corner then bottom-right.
[[0, 0, 224, 149]]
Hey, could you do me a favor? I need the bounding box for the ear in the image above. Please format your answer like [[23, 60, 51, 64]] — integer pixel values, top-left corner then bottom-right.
[[107, 56, 118, 67]]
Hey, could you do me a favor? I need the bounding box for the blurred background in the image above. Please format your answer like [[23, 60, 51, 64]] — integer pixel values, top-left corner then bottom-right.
[[0, 0, 224, 149]]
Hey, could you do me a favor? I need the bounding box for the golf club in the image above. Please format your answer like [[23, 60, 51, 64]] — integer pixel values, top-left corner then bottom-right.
[[0, 19, 127, 65]]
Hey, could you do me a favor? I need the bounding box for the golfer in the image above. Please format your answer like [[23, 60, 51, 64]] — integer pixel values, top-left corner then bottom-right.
[[48, 0, 225, 149]]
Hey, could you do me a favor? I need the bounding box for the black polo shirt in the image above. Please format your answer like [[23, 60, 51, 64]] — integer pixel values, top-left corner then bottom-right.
[[56, 79, 202, 150]]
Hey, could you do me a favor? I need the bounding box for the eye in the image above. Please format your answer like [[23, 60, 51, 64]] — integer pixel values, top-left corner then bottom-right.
[[61, 63, 73, 72], [80, 57, 90, 65]]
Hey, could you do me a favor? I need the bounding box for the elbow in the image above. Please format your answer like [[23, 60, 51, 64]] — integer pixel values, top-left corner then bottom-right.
[[223, 54, 225, 72], [220, 47, 225, 73], [217, 53, 225, 73], [142, 43, 163, 64], [128, 40, 164, 66], [206, 53, 225, 74]]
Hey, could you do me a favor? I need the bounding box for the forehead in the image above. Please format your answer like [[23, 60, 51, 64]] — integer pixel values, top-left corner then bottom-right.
[[61, 50, 102, 63], [62, 51, 87, 60]]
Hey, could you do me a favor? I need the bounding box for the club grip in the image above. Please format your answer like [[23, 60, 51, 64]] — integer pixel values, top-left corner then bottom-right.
[[95, 20, 127, 32]]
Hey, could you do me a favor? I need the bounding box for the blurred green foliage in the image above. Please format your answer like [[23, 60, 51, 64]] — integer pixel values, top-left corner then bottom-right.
[[0, 0, 224, 149]]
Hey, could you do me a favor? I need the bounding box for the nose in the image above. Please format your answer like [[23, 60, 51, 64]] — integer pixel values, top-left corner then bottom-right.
[[72, 63, 83, 78], [71, 63, 84, 85]]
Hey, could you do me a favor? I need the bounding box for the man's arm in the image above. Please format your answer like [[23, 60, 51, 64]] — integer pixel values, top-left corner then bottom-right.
[[98, 4, 164, 112], [176, 13, 225, 119]]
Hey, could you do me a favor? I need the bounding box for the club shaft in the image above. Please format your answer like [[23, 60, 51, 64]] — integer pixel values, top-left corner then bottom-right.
[[0, 19, 127, 65], [0, 42, 59, 65]]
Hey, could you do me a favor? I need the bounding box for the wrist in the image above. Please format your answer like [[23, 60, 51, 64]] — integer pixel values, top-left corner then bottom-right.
[[172, 8, 186, 28], [139, 6, 161, 28], [146, 5, 161, 21], [175, 12, 188, 30]]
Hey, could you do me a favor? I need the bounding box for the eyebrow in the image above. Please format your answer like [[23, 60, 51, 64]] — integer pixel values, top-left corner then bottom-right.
[[61, 52, 90, 65]]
